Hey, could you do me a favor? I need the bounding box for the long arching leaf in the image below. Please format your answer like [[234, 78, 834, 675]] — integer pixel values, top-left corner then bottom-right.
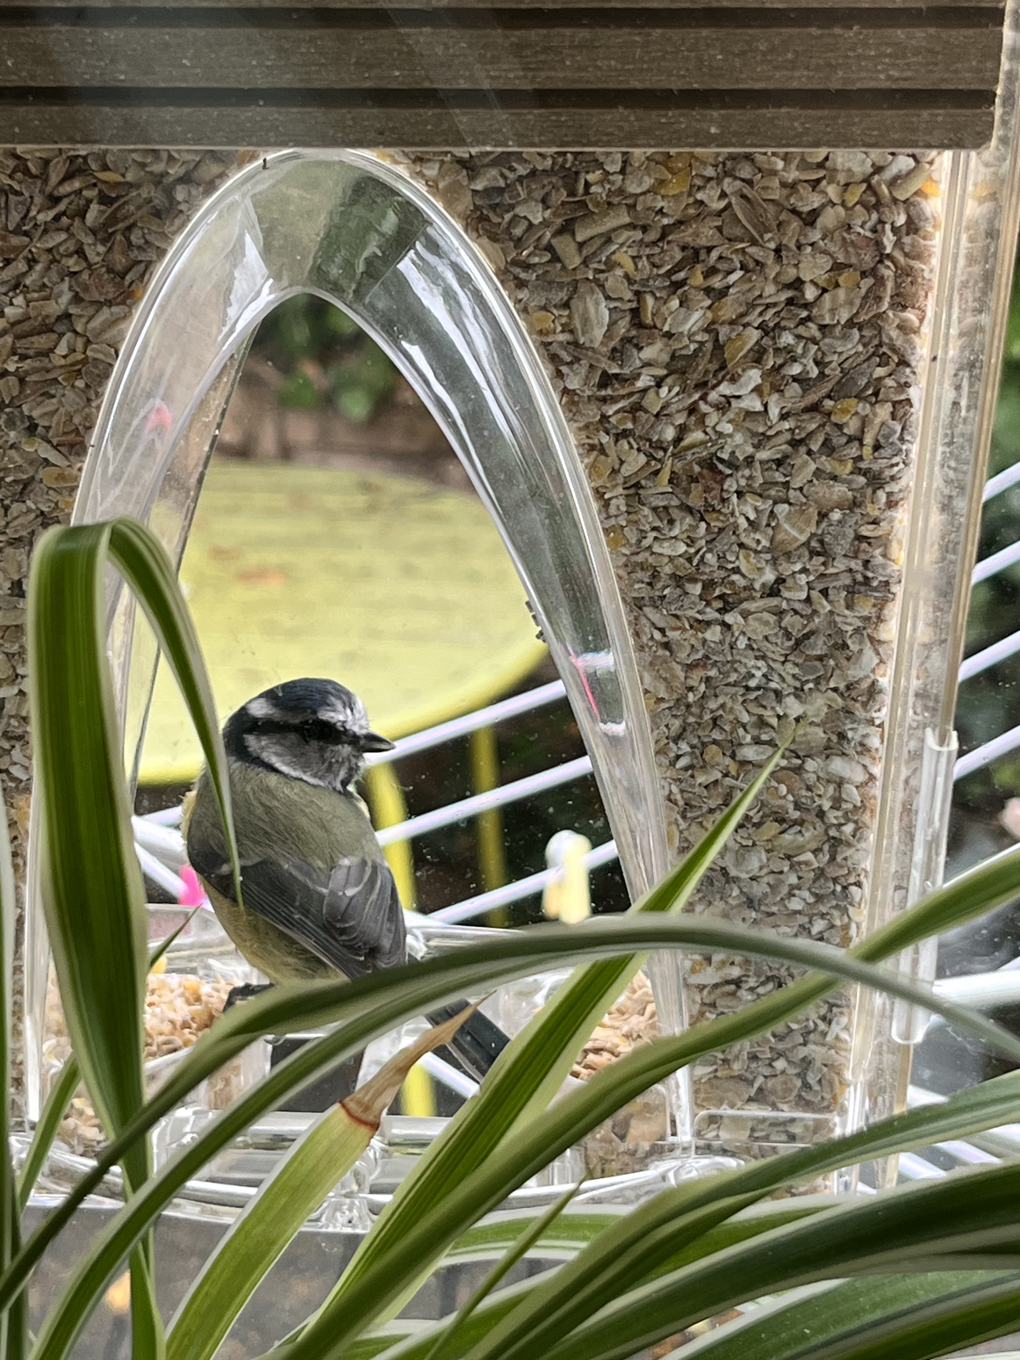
[[253, 846, 1020, 1360], [166, 1009, 478, 1360], [28, 517, 242, 1355], [670, 1271, 1020, 1360], [531, 1162, 1020, 1360], [29, 523, 149, 1169], [24, 913, 1020, 1360], [0, 787, 24, 1360], [29, 522, 161, 1353]]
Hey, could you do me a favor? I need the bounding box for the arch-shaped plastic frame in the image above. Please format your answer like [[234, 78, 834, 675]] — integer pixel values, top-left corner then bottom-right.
[[23, 151, 675, 1116]]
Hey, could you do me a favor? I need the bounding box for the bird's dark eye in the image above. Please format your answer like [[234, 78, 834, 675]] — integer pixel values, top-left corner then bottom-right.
[[297, 718, 340, 744], [251, 715, 340, 744]]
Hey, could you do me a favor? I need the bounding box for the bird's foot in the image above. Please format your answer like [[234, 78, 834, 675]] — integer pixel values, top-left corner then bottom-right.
[[223, 981, 273, 1011]]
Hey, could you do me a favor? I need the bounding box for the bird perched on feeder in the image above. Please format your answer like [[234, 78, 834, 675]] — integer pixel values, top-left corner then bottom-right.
[[184, 677, 506, 1082]]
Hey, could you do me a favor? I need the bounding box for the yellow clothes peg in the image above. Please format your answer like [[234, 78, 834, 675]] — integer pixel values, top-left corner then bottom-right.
[[542, 830, 592, 924]]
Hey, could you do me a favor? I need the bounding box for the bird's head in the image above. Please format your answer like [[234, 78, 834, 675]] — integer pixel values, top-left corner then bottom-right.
[[223, 678, 395, 792]]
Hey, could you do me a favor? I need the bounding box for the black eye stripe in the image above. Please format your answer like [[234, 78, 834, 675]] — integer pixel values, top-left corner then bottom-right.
[[254, 717, 349, 744]]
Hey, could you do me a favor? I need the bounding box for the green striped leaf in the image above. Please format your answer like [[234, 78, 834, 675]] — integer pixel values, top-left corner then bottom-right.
[[0, 786, 24, 1360], [533, 1163, 1020, 1360], [27, 517, 243, 1358], [422, 1182, 584, 1360], [366, 1202, 826, 1360], [167, 1009, 478, 1360], [445, 1209, 621, 1265], [29, 523, 149, 1171], [672, 1272, 1020, 1360], [29, 520, 165, 1355], [19, 910, 1020, 1360], [256, 868, 1020, 1360], [450, 1066, 1020, 1360]]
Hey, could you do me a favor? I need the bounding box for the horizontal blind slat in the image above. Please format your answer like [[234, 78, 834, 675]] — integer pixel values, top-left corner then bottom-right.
[[0, 97, 994, 148], [11, 1, 1006, 8], [0, 25, 1000, 91]]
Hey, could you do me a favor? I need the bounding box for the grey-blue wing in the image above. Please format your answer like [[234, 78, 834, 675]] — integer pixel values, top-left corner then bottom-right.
[[197, 851, 406, 980]]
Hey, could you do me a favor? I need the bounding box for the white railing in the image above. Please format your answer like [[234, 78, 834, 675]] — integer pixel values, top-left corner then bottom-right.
[[953, 456, 1020, 779], [136, 434, 1020, 948], [982, 460, 1020, 502], [135, 677, 616, 924], [430, 839, 618, 925], [365, 679, 567, 764], [373, 755, 594, 849], [133, 450, 1020, 1155]]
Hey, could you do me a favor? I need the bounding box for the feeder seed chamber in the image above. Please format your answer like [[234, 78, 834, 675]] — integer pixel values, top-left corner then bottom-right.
[[6, 0, 1020, 1249]]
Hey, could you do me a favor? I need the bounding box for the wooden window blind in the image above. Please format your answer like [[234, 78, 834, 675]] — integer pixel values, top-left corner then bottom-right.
[[0, 3, 1006, 150]]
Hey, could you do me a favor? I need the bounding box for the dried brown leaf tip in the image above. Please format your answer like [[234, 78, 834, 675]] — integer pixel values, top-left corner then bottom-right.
[[343, 1003, 481, 1128]]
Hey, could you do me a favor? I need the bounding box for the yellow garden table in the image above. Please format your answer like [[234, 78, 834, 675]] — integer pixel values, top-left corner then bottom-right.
[[140, 459, 545, 1113], [141, 460, 545, 922], [142, 461, 545, 785]]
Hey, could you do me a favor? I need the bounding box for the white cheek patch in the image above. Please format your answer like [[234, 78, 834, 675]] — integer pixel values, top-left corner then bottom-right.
[[246, 732, 334, 789], [247, 697, 276, 719], [246, 734, 317, 785]]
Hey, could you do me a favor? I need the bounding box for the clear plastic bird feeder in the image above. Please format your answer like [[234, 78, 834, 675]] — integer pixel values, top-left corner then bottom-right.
[[17, 0, 1020, 1206], [20, 146, 684, 1194]]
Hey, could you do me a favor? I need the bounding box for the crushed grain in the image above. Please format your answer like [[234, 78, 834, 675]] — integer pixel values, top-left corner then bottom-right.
[[399, 147, 941, 1153]]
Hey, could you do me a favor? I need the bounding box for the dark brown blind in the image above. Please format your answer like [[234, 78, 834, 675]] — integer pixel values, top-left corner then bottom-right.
[[0, 3, 1005, 150]]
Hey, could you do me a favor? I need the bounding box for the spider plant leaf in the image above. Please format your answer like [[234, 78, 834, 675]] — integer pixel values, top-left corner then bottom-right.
[[288, 794, 1020, 1356], [450, 1095, 1020, 1360], [16, 907, 1020, 1360], [441, 1044, 1020, 1360], [362, 1202, 825, 1360], [105, 518, 240, 907], [16, 1055, 79, 1215], [0, 784, 22, 1360], [338, 1272, 549, 1360], [128, 1245, 164, 1360], [28, 522, 164, 1354], [532, 1162, 1020, 1360], [453, 1040, 1020, 1360], [28, 517, 239, 1357], [421, 1180, 584, 1360], [667, 1270, 1020, 1360], [308, 748, 783, 1334], [28, 519, 234, 1161], [29, 522, 149, 1172], [444, 1209, 620, 1265], [262, 916, 1020, 1356], [167, 1009, 478, 1360]]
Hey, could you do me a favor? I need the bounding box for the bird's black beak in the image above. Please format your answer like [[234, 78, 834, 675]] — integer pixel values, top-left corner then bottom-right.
[[360, 730, 396, 752]]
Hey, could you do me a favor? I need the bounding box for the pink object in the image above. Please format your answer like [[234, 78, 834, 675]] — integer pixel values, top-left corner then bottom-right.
[[567, 646, 601, 721], [144, 400, 173, 436], [178, 865, 207, 908]]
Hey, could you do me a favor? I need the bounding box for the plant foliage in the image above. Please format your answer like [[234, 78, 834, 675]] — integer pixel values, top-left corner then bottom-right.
[[257, 296, 395, 421], [7, 515, 1020, 1360]]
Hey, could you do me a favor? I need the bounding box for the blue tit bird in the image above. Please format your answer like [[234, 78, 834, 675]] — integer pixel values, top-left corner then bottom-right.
[[185, 677, 507, 1084]]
